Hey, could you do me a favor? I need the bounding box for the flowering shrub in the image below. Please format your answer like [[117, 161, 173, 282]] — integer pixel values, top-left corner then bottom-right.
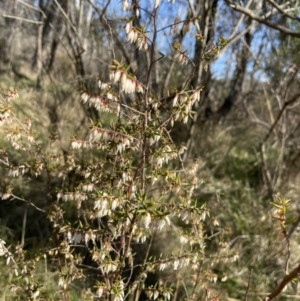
[[0, 2, 234, 301]]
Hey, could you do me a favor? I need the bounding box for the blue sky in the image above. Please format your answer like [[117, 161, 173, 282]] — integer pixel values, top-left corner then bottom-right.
[[30, 0, 290, 82]]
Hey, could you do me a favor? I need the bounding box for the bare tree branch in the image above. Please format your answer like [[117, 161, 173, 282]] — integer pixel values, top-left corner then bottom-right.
[[225, 0, 300, 38], [262, 92, 300, 144], [53, 0, 84, 51], [16, 0, 46, 18], [86, 0, 132, 68], [266, 0, 300, 22], [244, 269, 252, 301], [16, 0, 76, 68], [3, 14, 43, 24], [265, 263, 300, 300]]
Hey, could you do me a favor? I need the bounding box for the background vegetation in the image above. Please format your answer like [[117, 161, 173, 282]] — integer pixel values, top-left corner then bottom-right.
[[1, 0, 300, 300]]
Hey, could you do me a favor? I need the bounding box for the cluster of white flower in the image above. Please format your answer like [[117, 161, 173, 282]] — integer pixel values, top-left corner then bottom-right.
[[172, 92, 199, 108], [179, 209, 190, 223], [122, 0, 130, 11], [126, 21, 148, 51], [32, 161, 44, 177], [81, 91, 117, 113], [89, 126, 134, 153], [174, 256, 190, 270], [153, 145, 178, 168], [147, 288, 171, 301], [98, 80, 110, 90], [152, 216, 170, 231], [57, 191, 88, 202], [110, 69, 144, 94], [157, 255, 191, 272], [82, 183, 94, 192], [94, 193, 122, 218], [191, 88, 202, 103], [67, 231, 82, 245], [0, 190, 11, 200], [58, 276, 70, 289], [174, 50, 189, 65], [149, 131, 161, 146], [96, 284, 106, 298], [6, 131, 22, 150], [231, 253, 239, 262], [206, 272, 218, 283], [66, 229, 99, 246], [0, 109, 11, 124], [158, 261, 169, 271], [91, 248, 107, 265], [71, 139, 93, 149], [173, 109, 188, 124], [163, 290, 172, 301], [26, 133, 34, 143], [0, 239, 7, 256], [122, 0, 140, 17], [179, 235, 188, 244], [101, 258, 118, 274], [171, 89, 202, 124], [146, 289, 160, 300], [6, 89, 18, 101], [8, 165, 28, 177], [83, 230, 97, 245], [133, 227, 147, 243], [111, 280, 125, 301]]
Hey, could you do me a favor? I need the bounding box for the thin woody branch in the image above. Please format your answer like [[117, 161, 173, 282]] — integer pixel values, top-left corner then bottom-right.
[[262, 92, 300, 144], [266, 0, 300, 22], [225, 0, 300, 38], [265, 263, 300, 300], [3, 14, 43, 24]]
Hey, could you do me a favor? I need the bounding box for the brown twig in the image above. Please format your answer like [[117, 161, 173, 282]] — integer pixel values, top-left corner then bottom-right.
[[225, 0, 300, 38], [262, 92, 300, 144], [265, 263, 300, 300], [260, 142, 274, 198], [266, 0, 300, 22], [21, 206, 27, 248], [244, 269, 252, 301], [53, 0, 84, 51], [11, 194, 46, 213], [2, 14, 43, 24]]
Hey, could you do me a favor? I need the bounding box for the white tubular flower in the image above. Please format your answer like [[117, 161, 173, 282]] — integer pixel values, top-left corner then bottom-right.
[[114, 70, 122, 83], [72, 232, 82, 244], [81, 92, 89, 103], [97, 286, 104, 298], [120, 72, 128, 90], [153, 290, 159, 300], [67, 231, 72, 243], [174, 51, 188, 65], [144, 212, 151, 229], [159, 262, 167, 271], [0, 240, 7, 256], [163, 291, 171, 300], [123, 0, 129, 10], [58, 276, 64, 287], [172, 94, 178, 107], [136, 81, 144, 93], [173, 260, 180, 270], [128, 29, 138, 43], [126, 21, 132, 33], [179, 235, 188, 244]]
